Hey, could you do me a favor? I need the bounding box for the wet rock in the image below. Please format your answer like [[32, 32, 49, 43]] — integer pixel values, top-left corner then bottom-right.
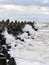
[[1, 38, 6, 45], [0, 46, 3, 53], [16, 37, 21, 40], [2, 45, 7, 50], [0, 34, 4, 40], [26, 31, 30, 36], [34, 28, 38, 31], [7, 54, 11, 59], [7, 46, 11, 49], [8, 57, 16, 65], [26, 31, 29, 33], [8, 30, 11, 34], [3, 47, 8, 54], [28, 33, 30, 36], [15, 44, 17, 47], [21, 39, 24, 42]]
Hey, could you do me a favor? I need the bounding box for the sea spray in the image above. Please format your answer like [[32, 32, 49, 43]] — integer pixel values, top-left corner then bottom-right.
[[2, 28, 16, 47]]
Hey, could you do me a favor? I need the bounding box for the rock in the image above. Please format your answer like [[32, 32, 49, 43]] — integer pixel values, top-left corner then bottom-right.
[[16, 37, 21, 40], [21, 39, 24, 42], [1, 38, 6, 45], [34, 28, 38, 31], [28, 33, 30, 36], [0, 34, 4, 40], [7, 46, 11, 49], [0, 46, 3, 53], [26, 31, 30, 36], [3, 47, 8, 54], [7, 54, 11, 59], [8, 30, 11, 34], [8, 57, 16, 65], [2, 45, 7, 50], [15, 44, 17, 47], [26, 31, 29, 33]]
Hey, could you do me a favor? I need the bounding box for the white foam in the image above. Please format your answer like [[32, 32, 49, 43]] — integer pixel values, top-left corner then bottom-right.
[[2, 23, 49, 65]]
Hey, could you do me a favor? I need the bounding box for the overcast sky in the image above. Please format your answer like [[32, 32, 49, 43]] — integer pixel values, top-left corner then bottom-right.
[[0, 0, 49, 22]]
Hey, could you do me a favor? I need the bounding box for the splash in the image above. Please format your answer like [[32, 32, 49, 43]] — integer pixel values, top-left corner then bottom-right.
[[2, 28, 16, 47]]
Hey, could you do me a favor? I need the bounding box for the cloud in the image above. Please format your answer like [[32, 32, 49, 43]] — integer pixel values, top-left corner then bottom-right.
[[0, 0, 49, 6], [42, 0, 49, 4], [0, 4, 49, 14], [0, 0, 49, 21]]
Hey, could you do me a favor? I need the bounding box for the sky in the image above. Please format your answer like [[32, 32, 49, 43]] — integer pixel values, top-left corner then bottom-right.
[[0, 0, 49, 22]]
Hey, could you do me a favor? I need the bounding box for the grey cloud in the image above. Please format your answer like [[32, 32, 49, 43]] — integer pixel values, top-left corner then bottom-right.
[[0, 0, 49, 7]]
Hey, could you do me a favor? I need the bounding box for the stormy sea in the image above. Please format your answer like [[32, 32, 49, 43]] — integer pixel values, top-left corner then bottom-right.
[[1, 21, 49, 65]]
